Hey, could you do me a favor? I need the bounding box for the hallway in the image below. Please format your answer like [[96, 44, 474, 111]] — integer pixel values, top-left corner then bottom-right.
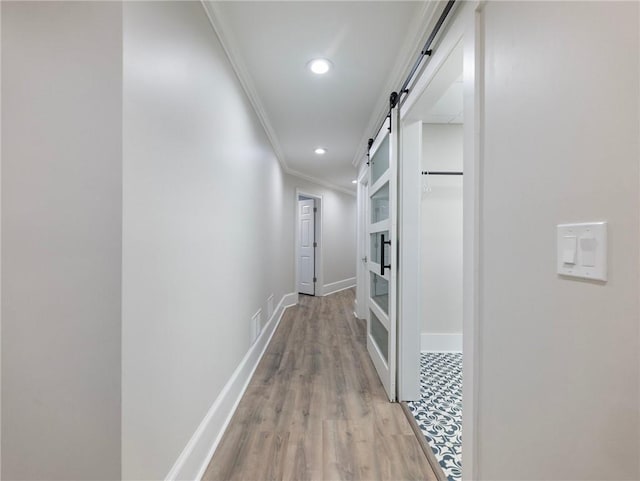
[[2, 2, 639, 480], [203, 290, 436, 481]]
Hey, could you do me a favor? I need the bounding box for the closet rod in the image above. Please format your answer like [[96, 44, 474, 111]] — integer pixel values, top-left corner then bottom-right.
[[422, 171, 463, 175]]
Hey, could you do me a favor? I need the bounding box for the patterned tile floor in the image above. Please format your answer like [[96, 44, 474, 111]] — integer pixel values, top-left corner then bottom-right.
[[406, 352, 462, 481]]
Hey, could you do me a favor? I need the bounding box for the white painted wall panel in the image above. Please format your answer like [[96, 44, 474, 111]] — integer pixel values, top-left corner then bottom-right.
[[1, 2, 123, 479], [122, 3, 291, 478], [1, 3, 357, 480], [421, 124, 463, 336], [478, 2, 639, 479]]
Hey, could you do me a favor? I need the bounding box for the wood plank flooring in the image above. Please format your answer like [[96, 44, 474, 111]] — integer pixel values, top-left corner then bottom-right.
[[203, 289, 437, 481]]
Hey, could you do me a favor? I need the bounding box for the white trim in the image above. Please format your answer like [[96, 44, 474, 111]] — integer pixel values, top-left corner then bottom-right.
[[322, 277, 356, 297], [370, 219, 391, 235], [164, 292, 298, 481], [286, 168, 355, 198], [368, 331, 389, 372], [462, 5, 484, 480], [397, 120, 422, 401], [369, 300, 390, 331], [200, 1, 286, 170], [200, 1, 356, 198], [355, 167, 369, 319], [281, 292, 299, 308], [370, 171, 391, 199], [295, 190, 323, 297], [421, 333, 463, 352]]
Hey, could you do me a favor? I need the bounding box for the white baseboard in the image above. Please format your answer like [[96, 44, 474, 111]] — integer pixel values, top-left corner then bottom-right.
[[282, 291, 298, 307], [165, 292, 298, 481], [322, 277, 356, 296], [421, 333, 463, 352]]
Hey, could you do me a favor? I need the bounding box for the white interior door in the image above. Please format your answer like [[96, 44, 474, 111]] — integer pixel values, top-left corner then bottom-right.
[[298, 198, 316, 295], [367, 113, 398, 401]]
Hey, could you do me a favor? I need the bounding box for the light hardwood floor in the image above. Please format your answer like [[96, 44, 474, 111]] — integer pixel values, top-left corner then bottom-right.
[[203, 289, 437, 481]]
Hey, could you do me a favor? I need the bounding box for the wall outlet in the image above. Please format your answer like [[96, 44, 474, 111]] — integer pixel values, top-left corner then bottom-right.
[[267, 294, 274, 320], [251, 309, 262, 345]]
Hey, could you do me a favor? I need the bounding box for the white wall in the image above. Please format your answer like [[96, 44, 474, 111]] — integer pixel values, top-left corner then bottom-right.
[[0, 2, 376, 480], [1, 2, 123, 479], [421, 124, 463, 337], [121, 2, 295, 479], [478, 2, 639, 479], [284, 174, 356, 292], [0, 3, 356, 479]]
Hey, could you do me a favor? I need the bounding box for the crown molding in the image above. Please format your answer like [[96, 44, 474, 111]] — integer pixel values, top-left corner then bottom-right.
[[201, 1, 356, 199], [350, 0, 444, 167], [285, 168, 356, 197], [354, 154, 368, 173], [201, 0, 289, 171]]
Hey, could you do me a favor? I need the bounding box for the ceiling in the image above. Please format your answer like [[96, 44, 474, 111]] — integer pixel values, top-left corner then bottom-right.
[[205, 1, 440, 194]]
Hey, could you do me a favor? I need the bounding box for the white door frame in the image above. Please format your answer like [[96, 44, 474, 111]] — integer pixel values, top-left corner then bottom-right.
[[294, 189, 323, 296], [397, 119, 422, 402], [398, 2, 483, 480], [355, 163, 369, 319]]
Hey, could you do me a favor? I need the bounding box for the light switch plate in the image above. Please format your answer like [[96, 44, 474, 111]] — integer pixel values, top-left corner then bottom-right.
[[557, 222, 607, 281]]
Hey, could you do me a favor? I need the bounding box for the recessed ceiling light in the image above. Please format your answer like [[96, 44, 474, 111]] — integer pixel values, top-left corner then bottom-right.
[[314, 147, 327, 155], [351, 180, 357, 184], [308, 58, 332, 75]]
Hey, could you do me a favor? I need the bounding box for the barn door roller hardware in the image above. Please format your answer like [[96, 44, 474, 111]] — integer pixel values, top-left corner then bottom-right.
[[398, 0, 456, 103], [366, 0, 457, 146], [366, 138, 374, 166], [387, 92, 400, 133]]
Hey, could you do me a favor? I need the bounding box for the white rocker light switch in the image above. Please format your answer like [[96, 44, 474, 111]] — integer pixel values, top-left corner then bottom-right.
[[562, 236, 577, 265], [557, 222, 607, 282]]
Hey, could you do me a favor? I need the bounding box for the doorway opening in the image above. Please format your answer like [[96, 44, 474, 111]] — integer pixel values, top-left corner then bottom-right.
[[352, 2, 479, 479], [295, 191, 322, 296], [396, 2, 479, 480], [405, 39, 463, 481]]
